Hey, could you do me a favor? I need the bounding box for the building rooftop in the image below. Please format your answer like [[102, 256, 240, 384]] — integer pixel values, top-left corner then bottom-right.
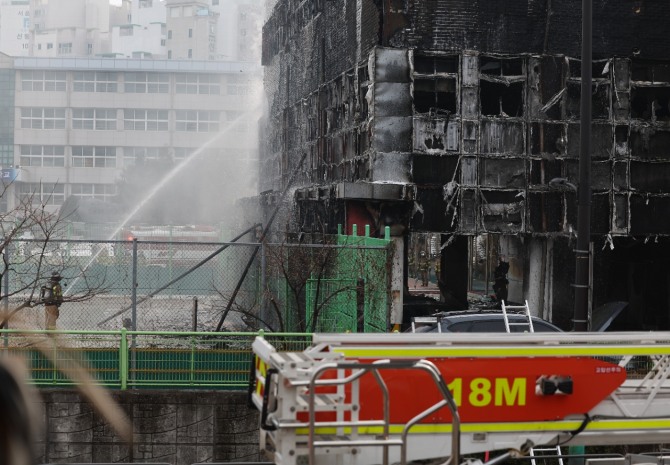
[[13, 56, 261, 74]]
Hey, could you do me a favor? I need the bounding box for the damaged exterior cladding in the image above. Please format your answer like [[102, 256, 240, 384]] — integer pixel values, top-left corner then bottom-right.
[[259, 0, 670, 329]]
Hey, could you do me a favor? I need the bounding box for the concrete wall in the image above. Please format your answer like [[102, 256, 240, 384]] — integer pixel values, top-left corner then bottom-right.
[[35, 389, 260, 465]]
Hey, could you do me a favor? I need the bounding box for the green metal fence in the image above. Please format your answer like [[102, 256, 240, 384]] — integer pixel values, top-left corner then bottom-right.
[[0, 329, 312, 389]]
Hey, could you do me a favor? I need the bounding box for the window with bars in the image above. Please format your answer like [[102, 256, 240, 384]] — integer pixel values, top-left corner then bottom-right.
[[124, 72, 169, 93], [123, 109, 169, 131], [20, 107, 66, 129], [70, 183, 117, 201], [72, 146, 117, 168], [175, 73, 220, 94], [19, 183, 65, 205], [175, 110, 220, 132], [73, 71, 118, 92], [58, 42, 72, 54], [20, 145, 65, 167], [72, 108, 117, 130], [21, 70, 66, 91]]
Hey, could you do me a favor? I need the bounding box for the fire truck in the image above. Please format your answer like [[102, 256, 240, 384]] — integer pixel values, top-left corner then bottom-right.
[[250, 331, 670, 465]]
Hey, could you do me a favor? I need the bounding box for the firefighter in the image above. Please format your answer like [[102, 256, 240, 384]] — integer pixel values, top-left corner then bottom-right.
[[493, 257, 510, 305], [418, 251, 430, 287], [41, 272, 64, 330]]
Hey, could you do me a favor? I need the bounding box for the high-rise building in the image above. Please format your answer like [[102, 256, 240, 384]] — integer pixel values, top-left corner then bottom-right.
[[0, 54, 262, 223], [259, 0, 670, 330]]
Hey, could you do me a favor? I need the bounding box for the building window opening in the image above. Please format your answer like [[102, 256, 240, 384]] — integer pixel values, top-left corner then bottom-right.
[[480, 57, 525, 117], [413, 55, 458, 115], [631, 86, 670, 121]]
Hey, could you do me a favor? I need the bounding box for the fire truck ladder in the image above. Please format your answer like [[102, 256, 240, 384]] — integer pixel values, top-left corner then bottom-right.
[[252, 338, 462, 465], [252, 332, 670, 465], [502, 300, 534, 333], [501, 301, 564, 464]]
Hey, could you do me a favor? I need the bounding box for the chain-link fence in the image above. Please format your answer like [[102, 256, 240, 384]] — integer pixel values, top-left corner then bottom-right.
[[2, 225, 393, 333]]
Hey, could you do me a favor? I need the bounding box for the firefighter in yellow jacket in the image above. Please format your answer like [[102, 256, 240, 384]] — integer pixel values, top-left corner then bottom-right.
[[41, 272, 63, 330]]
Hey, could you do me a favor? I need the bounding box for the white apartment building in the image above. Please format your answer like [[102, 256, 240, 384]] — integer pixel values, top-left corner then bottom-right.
[[164, 0, 217, 61], [0, 54, 261, 216], [1, 0, 262, 62], [29, 0, 130, 57], [0, 0, 30, 56]]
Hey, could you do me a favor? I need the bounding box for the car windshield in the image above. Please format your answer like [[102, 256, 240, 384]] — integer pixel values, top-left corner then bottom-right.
[[442, 317, 561, 333]]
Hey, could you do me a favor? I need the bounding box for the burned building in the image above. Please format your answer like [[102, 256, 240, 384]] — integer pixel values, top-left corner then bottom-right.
[[258, 0, 670, 330]]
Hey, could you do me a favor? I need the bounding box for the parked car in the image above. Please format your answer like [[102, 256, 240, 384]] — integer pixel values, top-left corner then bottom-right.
[[409, 311, 562, 333], [408, 301, 628, 333]]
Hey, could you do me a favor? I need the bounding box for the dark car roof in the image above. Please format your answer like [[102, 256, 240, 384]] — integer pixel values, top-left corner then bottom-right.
[[410, 311, 563, 333]]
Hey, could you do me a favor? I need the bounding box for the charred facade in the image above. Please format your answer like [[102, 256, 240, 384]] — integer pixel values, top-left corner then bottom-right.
[[259, 0, 670, 330]]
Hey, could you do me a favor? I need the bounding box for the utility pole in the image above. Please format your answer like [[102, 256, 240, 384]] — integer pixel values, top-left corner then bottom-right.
[[573, 0, 592, 332]]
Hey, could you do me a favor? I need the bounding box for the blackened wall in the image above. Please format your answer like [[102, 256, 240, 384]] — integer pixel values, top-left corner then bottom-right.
[[397, 0, 670, 59]]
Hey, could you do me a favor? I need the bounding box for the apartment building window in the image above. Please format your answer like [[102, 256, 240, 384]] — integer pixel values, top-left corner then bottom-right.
[[168, 50, 172, 59], [188, 49, 192, 58], [71, 183, 117, 201], [46, 43, 53, 49], [123, 109, 169, 131], [73, 71, 118, 92], [20, 145, 65, 167], [226, 74, 249, 95], [87, 43, 93, 55], [72, 108, 117, 130], [120, 26, 134, 36], [168, 30, 172, 39], [172, 147, 195, 160], [189, 28, 193, 38], [20, 107, 66, 129], [21, 70, 66, 91], [212, 0, 219, 5], [176, 74, 220, 95], [20, 183, 65, 206], [161, 39, 166, 46], [123, 147, 166, 165], [175, 110, 220, 132], [125, 72, 169, 93], [58, 42, 72, 55], [72, 146, 117, 168]]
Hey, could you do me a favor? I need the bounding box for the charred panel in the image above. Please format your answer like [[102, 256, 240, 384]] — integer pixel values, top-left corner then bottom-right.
[[411, 187, 453, 231], [567, 123, 613, 159], [566, 81, 611, 120], [531, 122, 565, 156], [460, 188, 477, 232], [614, 193, 628, 232], [566, 160, 611, 191], [630, 195, 670, 234], [630, 128, 670, 160], [630, 161, 670, 192], [592, 193, 611, 234], [631, 86, 670, 121], [480, 189, 524, 232], [480, 158, 526, 188], [480, 120, 524, 154], [530, 159, 562, 186], [413, 154, 459, 184], [528, 191, 564, 233]]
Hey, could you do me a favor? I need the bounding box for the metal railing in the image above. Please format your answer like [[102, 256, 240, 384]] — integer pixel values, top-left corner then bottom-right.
[[0, 329, 312, 390]]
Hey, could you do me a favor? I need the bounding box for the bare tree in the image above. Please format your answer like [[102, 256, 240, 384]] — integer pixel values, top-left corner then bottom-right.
[[212, 230, 391, 334], [0, 182, 108, 329]]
